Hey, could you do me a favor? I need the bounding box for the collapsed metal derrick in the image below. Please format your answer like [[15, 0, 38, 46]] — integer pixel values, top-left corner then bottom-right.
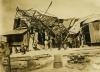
[[15, 7, 68, 42]]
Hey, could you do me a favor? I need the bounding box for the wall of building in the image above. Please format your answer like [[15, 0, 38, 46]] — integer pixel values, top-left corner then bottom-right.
[[89, 22, 100, 43]]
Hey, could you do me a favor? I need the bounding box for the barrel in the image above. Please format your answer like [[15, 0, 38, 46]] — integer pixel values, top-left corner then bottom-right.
[[53, 54, 63, 68]]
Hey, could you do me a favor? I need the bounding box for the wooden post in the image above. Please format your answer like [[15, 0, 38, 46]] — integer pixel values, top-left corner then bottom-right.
[[6, 43, 11, 72], [7, 55, 11, 72]]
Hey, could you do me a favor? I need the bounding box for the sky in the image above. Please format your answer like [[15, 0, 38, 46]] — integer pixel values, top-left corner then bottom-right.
[[1, 0, 100, 34]]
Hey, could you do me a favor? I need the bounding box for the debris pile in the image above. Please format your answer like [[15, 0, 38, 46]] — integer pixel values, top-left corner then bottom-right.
[[67, 54, 90, 64]]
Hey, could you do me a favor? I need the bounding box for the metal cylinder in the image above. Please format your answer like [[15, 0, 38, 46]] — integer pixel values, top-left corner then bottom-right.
[[53, 54, 63, 68]]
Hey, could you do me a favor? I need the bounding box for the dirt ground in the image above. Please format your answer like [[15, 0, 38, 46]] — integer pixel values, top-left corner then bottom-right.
[[29, 55, 100, 72], [8, 47, 100, 72]]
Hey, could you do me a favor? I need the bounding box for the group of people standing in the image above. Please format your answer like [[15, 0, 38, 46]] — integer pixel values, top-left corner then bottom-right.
[[31, 30, 67, 50], [31, 30, 54, 50]]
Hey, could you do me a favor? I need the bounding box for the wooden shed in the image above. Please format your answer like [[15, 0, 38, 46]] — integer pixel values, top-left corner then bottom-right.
[[3, 29, 30, 47]]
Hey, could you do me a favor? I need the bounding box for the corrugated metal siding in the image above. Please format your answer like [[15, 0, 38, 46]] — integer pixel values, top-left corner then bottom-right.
[[89, 22, 100, 43]]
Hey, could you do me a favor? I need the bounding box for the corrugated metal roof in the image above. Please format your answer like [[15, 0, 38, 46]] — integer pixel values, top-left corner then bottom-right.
[[69, 14, 100, 34], [3, 29, 27, 36], [63, 18, 78, 29], [83, 14, 100, 23]]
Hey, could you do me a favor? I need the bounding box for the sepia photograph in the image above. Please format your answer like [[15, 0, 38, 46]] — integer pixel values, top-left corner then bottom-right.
[[0, 0, 100, 72]]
